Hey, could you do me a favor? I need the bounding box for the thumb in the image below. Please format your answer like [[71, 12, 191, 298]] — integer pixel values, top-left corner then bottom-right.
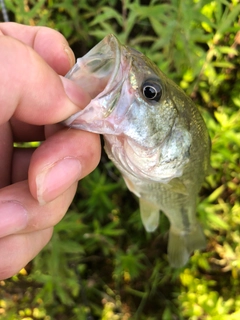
[[0, 36, 91, 125]]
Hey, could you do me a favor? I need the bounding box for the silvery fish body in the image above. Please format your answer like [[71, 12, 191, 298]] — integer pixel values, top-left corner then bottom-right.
[[64, 35, 211, 267]]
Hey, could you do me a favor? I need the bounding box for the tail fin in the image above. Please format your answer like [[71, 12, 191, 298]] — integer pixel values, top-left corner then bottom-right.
[[168, 224, 206, 268], [186, 223, 206, 253]]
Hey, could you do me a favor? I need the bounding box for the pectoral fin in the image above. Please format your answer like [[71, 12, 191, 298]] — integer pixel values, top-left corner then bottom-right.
[[123, 176, 140, 197], [139, 198, 160, 232]]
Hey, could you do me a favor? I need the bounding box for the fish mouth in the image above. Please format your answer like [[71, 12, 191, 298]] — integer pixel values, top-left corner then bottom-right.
[[64, 34, 127, 130]]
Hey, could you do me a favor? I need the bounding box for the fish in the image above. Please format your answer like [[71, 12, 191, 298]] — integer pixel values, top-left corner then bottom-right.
[[63, 34, 211, 268]]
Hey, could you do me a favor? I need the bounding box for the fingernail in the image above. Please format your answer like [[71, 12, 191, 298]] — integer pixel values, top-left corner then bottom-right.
[[63, 44, 75, 68], [36, 157, 82, 205], [0, 201, 28, 237]]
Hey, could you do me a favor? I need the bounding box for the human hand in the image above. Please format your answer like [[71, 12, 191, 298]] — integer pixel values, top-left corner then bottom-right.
[[0, 23, 101, 279]]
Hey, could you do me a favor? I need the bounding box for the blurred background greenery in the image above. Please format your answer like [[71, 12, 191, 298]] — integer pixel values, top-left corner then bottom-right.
[[0, 0, 239, 319]]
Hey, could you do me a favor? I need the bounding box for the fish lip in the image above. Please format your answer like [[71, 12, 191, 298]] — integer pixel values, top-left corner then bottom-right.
[[91, 36, 131, 117], [97, 34, 121, 99]]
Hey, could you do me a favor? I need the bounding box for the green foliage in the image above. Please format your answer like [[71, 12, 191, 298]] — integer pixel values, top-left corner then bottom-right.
[[1, 0, 240, 319]]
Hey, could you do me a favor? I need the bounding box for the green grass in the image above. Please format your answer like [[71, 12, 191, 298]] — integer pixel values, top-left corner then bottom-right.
[[1, 0, 240, 319]]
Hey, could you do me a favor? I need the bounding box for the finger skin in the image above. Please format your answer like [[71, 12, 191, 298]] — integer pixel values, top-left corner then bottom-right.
[[0, 36, 91, 125], [0, 180, 78, 233], [0, 179, 78, 280], [0, 129, 101, 235], [0, 227, 53, 280], [0, 123, 12, 187], [12, 148, 35, 183], [0, 22, 75, 75], [28, 128, 101, 201], [0, 23, 100, 279], [10, 117, 45, 142]]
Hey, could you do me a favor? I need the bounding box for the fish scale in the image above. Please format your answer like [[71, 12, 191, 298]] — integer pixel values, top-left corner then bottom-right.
[[63, 34, 211, 267]]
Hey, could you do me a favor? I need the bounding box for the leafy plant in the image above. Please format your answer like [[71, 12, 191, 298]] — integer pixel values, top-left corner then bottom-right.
[[1, 0, 240, 319]]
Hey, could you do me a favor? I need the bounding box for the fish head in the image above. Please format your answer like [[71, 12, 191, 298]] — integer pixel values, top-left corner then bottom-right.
[[64, 35, 192, 182]]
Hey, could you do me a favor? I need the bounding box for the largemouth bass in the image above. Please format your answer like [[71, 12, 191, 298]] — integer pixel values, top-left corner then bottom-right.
[[64, 35, 211, 267]]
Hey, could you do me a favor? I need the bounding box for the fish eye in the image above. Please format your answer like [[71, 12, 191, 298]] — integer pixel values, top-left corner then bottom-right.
[[142, 81, 162, 102]]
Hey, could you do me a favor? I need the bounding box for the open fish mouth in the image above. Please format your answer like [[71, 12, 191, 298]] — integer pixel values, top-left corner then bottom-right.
[[64, 34, 128, 129], [65, 34, 121, 99]]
